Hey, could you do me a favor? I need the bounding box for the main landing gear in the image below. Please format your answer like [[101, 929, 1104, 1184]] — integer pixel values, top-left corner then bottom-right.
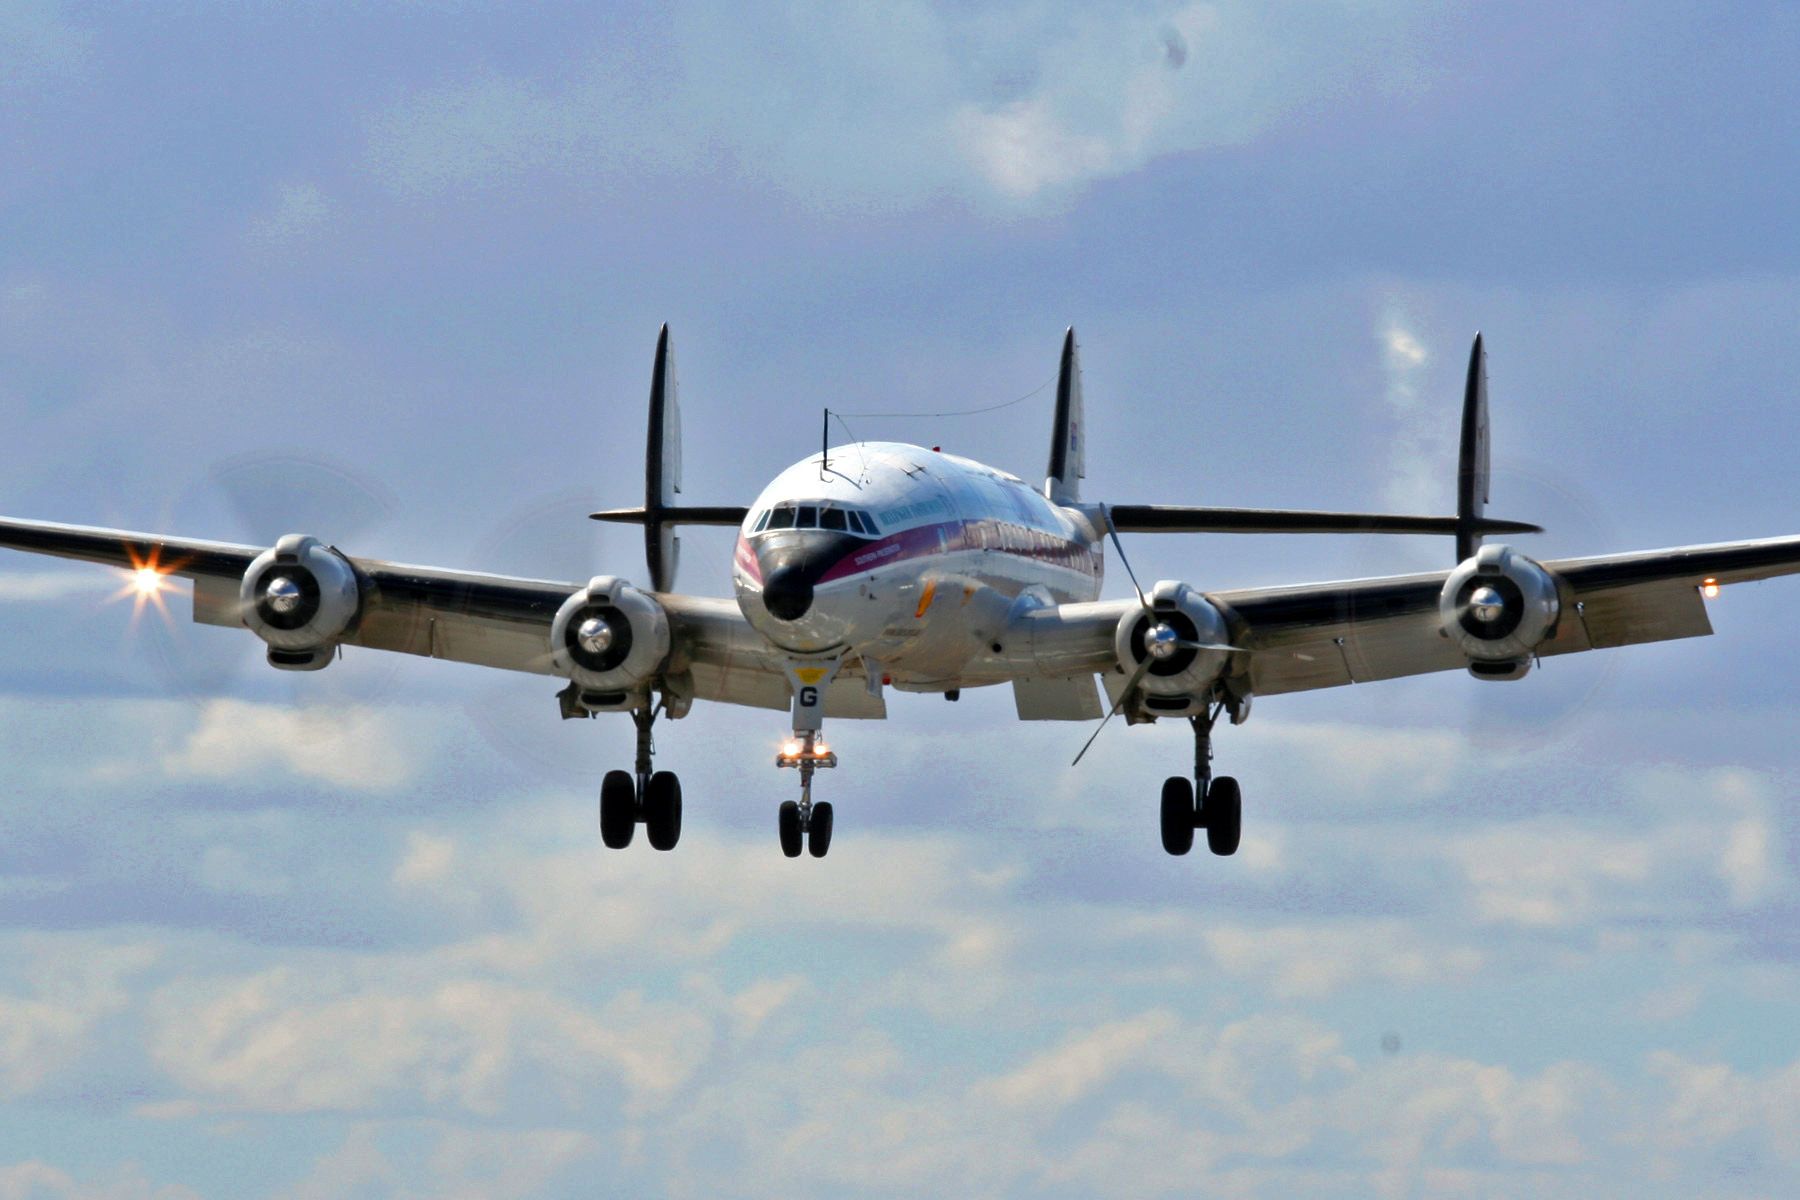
[[1160, 706, 1241, 857], [599, 704, 682, 851]]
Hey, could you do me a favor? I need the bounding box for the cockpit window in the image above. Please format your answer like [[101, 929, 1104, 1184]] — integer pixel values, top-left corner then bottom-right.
[[753, 502, 880, 536]]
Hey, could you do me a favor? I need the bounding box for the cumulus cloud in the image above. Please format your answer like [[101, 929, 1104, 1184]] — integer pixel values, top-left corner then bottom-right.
[[364, 2, 1442, 211], [143, 968, 714, 1118], [157, 700, 425, 791], [0, 939, 158, 1102]]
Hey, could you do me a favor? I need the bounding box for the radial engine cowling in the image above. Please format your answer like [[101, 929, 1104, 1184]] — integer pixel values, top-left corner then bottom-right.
[[239, 534, 362, 671], [1113, 581, 1233, 714], [549, 575, 671, 703], [1437, 543, 1560, 680]]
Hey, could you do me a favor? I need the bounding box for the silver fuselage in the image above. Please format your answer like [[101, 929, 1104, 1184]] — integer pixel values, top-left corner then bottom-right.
[[733, 443, 1103, 688]]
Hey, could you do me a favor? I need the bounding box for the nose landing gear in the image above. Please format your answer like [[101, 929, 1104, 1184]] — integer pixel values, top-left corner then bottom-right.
[[1159, 706, 1241, 857], [774, 657, 842, 858], [776, 732, 837, 857], [598, 703, 683, 851]]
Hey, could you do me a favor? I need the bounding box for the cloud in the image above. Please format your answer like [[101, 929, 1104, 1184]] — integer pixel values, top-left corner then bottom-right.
[[157, 700, 426, 791], [246, 183, 332, 245], [0, 1161, 200, 1200], [363, 2, 1443, 211], [143, 967, 715, 1118], [0, 939, 158, 1101], [0, 2, 91, 99], [1376, 295, 1450, 513], [0, 573, 117, 602]]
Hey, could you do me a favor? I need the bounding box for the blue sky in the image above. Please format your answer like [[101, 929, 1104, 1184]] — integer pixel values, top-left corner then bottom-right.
[[2, 2, 1799, 1196]]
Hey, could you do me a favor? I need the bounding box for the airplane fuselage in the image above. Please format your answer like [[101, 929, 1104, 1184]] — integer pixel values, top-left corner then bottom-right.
[[733, 442, 1103, 688]]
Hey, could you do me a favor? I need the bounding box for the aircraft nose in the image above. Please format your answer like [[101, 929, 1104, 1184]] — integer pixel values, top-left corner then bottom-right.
[[762, 562, 815, 621]]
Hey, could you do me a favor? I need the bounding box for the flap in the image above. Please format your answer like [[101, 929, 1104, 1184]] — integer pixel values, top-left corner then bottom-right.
[[1013, 674, 1104, 721]]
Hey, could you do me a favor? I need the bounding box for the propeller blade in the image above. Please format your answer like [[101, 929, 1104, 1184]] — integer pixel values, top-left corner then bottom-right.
[[1072, 656, 1152, 767], [1100, 503, 1152, 617]]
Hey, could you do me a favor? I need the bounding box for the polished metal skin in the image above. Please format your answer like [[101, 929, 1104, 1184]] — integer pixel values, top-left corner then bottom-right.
[[265, 576, 302, 615], [6, 324, 1800, 861], [1145, 622, 1182, 660], [1468, 585, 1505, 624], [576, 615, 614, 655]]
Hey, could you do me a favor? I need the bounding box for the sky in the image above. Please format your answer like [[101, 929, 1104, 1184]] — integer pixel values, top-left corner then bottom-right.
[[2, 2, 1799, 1196]]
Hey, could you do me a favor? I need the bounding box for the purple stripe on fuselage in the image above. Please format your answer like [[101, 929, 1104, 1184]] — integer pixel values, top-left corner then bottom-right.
[[814, 518, 1097, 584]]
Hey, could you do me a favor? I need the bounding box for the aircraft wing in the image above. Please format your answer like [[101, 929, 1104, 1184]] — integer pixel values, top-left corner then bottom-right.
[[0, 516, 846, 714], [1207, 535, 1800, 696]]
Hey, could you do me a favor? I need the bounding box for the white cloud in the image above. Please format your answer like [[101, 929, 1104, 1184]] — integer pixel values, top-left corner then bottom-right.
[[158, 699, 425, 791], [144, 968, 714, 1118], [247, 183, 331, 245], [0, 572, 115, 602], [1377, 295, 1450, 513], [364, 1, 1442, 211], [0, 2, 91, 99], [0, 1161, 200, 1200], [0, 939, 158, 1101], [1202, 919, 1485, 1000]]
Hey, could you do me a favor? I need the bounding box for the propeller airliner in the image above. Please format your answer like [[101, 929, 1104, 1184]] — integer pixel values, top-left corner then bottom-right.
[[4, 327, 1795, 860]]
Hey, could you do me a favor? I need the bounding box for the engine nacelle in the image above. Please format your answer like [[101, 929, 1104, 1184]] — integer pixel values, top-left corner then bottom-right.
[[1438, 543, 1560, 679], [239, 534, 362, 671], [549, 575, 671, 703], [1113, 580, 1233, 714]]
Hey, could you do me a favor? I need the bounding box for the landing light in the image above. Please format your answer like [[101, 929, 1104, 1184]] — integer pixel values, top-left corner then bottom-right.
[[1702, 578, 1720, 599], [134, 566, 163, 595], [782, 740, 801, 758]]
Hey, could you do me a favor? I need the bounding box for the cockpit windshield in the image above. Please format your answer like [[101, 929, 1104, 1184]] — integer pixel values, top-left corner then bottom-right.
[[751, 502, 880, 538]]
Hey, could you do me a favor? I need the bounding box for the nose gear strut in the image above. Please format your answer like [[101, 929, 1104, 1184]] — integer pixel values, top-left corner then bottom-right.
[[776, 657, 843, 857]]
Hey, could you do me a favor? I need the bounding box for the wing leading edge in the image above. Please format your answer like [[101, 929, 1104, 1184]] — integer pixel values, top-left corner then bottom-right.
[[0, 515, 847, 715], [1210, 535, 1800, 696]]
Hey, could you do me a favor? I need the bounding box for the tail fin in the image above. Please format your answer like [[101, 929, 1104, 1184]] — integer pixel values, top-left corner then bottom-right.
[[644, 324, 682, 592], [1455, 332, 1490, 562], [1045, 327, 1085, 504]]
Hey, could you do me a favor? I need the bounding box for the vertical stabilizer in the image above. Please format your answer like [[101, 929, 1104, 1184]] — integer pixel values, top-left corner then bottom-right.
[[644, 324, 682, 592], [1046, 327, 1085, 504], [1456, 333, 1490, 562]]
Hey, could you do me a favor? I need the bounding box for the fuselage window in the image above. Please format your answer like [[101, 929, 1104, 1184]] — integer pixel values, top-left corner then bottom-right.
[[796, 505, 818, 529], [820, 507, 847, 531], [767, 506, 796, 530], [859, 512, 880, 536]]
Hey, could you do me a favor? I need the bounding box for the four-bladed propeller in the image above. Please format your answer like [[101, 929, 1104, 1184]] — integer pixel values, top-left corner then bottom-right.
[[1072, 506, 1246, 767]]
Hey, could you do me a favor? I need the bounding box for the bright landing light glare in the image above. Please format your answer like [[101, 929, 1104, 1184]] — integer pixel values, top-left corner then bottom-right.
[[133, 567, 163, 595]]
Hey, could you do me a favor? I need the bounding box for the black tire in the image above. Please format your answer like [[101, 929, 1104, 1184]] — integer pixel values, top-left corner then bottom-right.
[[644, 771, 682, 851], [808, 801, 834, 858], [778, 800, 803, 858], [1205, 776, 1241, 857], [1160, 777, 1195, 856], [599, 770, 637, 849]]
